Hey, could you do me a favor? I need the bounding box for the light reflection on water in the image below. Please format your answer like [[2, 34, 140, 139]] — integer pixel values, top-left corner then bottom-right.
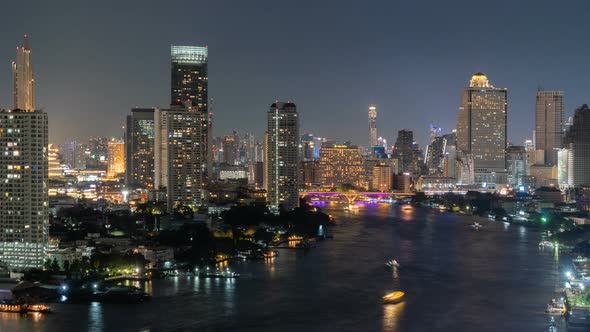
[[88, 302, 103, 332], [383, 302, 406, 331]]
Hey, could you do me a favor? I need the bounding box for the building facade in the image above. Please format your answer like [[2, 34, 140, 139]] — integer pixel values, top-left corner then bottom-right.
[[368, 104, 378, 148], [565, 104, 590, 187], [456, 73, 508, 184], [0, 109, 49, 269], [107, 139, 125, 178], [318, 144, 365, 189], [394, 129, 415, 174], [535, 91, 564, 167], [125, 108, 155, 188], [265, 102, 299, 211]]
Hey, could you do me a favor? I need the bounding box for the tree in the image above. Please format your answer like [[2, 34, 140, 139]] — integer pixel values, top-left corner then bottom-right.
[[63, 260, 71, 273], [50, 258, 60, 273], [43, 259, 52, 271]]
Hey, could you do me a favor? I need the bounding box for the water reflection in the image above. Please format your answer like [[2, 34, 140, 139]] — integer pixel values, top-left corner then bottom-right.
[[88, 302, 103, 332], [383, 302, 406, 331]]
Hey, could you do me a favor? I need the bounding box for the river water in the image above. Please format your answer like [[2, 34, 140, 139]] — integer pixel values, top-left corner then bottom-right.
[[1, 204, 571, 331]]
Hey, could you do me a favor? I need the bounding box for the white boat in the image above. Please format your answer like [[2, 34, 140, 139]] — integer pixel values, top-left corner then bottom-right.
[[539, 241, 554, 248], [470, 222, 482, 229], [385, 260, 400, 268]]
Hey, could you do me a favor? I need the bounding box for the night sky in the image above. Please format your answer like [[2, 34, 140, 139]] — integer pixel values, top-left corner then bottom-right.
[[2, 0, 590, 148]]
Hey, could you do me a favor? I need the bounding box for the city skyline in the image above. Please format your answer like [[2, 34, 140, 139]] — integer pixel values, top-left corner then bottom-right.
[[2, 1, 590, 148]]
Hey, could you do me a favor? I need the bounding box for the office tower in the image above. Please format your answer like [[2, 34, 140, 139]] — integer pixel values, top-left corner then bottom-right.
[[125, 108, 155, 188], [48, 144, 62, 178], [456, 72, 508, 184], [393, 129, 415, 174], [425, 125, 444, 176], [170, 45, 209, 182], [535, 91, 564, 166], [368, 104, 378, 147], [300, 133, 317, 161], [318, 144, 365, 189], [506, 146, 527, 186], [265, 102, 299, 211], [565, 104, 590, 186], [244, 132, 256, 163], [154, 107, 207, 212], [557, 148, 569, 188], [13, 35, 34, 111], [107, 139, 125, 178]]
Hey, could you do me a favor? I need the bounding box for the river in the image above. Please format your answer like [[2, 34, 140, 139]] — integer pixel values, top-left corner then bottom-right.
[[1, 204, 570, 331]]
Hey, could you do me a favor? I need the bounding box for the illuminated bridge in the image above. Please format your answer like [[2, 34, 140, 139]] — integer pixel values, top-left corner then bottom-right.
[[300, 191, 415, 203]]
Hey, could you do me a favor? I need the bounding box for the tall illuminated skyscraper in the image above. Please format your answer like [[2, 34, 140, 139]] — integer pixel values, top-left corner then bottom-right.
[[456, 72, 508, 184], [13, 35, 34, 111], [125, 108, 155, 188], [565, 104, 590, 186], [0, 36, 48, 269], [368, 104, 377, 147], [265, 101, 299, 211], [535, 90, 564, 166]]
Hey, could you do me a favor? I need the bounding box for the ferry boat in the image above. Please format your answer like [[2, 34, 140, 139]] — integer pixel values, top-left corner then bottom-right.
[[385, 260, 400, 268], [0, 303, 27, 313], [383, 291, 405, 304], [28, 304, 51, 313], [470, 222, 482, 229]]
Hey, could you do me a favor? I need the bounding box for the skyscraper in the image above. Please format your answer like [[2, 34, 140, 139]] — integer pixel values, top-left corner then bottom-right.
[[265, 101, 299, 211], [125, 108, 155, 188], [154, 107, 207, 212], [565, 104, 590, 187], [393, 129, 414, 174], [170, 45, 209, 182], [0, 36, 48, 269], [456, 72, 508, 184], [368, 104, 377, 147], [535, 90, 564, 167], [13, 35, 34, 111]]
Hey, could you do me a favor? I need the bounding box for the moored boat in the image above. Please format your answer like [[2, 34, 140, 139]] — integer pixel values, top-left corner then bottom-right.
[[382, 291, 405, 304], [28, 304, 51, 313], [0, 302, 27, 313]]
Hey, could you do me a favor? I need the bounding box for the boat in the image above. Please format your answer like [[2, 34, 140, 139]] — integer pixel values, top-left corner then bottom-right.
[[383, 291, 405, 304], [28, 304, 51, 313], [545, 298, 566, 315], [0, 302, 27, 313], [385, 260, 400, 268], [470, 222, 482, 229], [401, 204, 413, 211], [261, 249, 278, 258], [539, 241, 554, 248]]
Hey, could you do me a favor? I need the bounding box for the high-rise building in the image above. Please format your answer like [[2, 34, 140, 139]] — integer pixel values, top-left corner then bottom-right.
[[368, 104, 378, 148], [565, 104, 590, 187], [425, 125, 445, 176], [393, 129, 415, 174], [107, 139, 125, 178], [535, 90, 564, 167], [222, 134, 238, 165], [13, 35, 34, 111], [170, 45, 209, 182], [125, 108, 155, 188], [48, 144, 62, 178], [0, 36, 48, 269], [265, 102, 299, 211], [456, 73, 508, 184], [154, 107, 207, 212], [318, 144, 365, 189], [0, 109, 49, 269]]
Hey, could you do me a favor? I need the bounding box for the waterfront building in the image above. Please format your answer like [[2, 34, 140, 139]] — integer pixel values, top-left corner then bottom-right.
[[107, 139, 125, 178], [368, 104, 378, 148], [535, 91, 564, 167], [125, 108, 155, 188], [318, 144, 365, 189], [154, 106, 207, 212], [300, 159, 319, 188], [456, 73, 508, 184], [415, 176, 456, 192], [506, 146, 527, 186], [371, 163, 392, 192], [565, 104, 590, 187], [265, 102, 299, 211], [393, 129, 415, 174]]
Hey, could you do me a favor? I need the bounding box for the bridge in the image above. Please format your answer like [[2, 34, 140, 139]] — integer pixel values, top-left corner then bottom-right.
[[300, 191, 415, 203]]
